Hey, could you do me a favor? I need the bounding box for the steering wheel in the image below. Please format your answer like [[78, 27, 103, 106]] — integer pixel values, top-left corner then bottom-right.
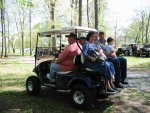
[[52, 50, 60, 58]]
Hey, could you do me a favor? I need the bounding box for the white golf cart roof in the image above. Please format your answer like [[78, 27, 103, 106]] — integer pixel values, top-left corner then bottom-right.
[[38, 26, 97, 37]]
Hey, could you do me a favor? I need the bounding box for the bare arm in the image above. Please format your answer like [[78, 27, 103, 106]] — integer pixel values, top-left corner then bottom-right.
[[55, 46, 70, 64]]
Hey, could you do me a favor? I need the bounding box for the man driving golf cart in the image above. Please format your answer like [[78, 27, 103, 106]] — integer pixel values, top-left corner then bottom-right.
[[47, 33, 81, 81]]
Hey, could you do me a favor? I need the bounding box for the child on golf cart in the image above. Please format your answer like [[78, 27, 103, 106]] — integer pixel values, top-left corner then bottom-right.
[[105, 37, 117, 58]]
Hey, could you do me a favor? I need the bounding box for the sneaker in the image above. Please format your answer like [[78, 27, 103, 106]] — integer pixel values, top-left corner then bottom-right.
[[115, 83, 124, 88], [121, 81, 128, 84], [112, 87, 117, 91], [46, 74, 55, 82], [107, 88, 116, 94]]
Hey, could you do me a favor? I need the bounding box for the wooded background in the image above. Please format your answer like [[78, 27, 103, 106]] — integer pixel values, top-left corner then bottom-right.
[[0, 0, 149, 57]]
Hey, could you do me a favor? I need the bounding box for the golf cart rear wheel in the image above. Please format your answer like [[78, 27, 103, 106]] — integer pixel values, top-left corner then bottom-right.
[[70, 84, 94, 109], [26, 76, 41, 96]]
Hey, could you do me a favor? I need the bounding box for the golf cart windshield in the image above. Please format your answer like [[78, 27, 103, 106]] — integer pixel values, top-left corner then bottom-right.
[[35, 26, 97, 67]]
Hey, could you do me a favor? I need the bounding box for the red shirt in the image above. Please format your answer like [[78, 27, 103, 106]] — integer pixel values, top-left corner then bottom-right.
[[58, 42, 81, 71]]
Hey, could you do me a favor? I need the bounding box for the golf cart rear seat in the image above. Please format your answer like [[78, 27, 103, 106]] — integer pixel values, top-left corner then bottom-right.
[[73, 54, 105, 75]]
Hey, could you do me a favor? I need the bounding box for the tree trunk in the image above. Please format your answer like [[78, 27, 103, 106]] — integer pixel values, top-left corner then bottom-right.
[[70, 0, 74, 26], [29, 9, 32, 55], [46, 0, 57, 50], [114, 19, 118, 46], [78, 0, 82, 26], [95, 0, 98, 30], [87, 0, 89, 27], [1, 0, 4, 58], [141, 11, 144, 44], [8, 38, 15, 53], [4, 15, 7, 57], [14, 13, 20, 54], [18, 6, 25, 56], [3, 0, 7, 57], [74, 0, 78, 26], [7, 13, 10, 53], [145, 13, 150, 43]]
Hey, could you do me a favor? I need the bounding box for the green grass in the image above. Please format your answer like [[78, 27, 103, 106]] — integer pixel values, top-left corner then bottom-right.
[[0, 56, 150, 113], [103, 106, 115, 113], [125, 56, 150, 71]]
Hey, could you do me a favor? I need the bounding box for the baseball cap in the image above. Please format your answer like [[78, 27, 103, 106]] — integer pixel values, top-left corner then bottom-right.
[[66, 33, 77, 39]]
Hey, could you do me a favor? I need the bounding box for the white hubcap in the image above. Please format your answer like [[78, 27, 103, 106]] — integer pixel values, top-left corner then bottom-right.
[[28, 81, 33, 91], [73, 91, 84, 104]]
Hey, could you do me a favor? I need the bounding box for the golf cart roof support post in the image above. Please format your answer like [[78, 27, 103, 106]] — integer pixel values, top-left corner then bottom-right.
[[60, 34, 61, 52], [35, 33, 39, 68], [75, 29, 83, 53]]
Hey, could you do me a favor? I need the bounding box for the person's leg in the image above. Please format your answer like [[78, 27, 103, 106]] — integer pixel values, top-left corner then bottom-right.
[[118, 57, 128, 83], [107, 58, 121, 84], [50, 63, 62, 79], [104, 62, 116, 93]]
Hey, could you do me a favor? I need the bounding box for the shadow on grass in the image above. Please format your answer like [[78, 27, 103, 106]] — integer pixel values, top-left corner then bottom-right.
[[0, 88, 114, 113]]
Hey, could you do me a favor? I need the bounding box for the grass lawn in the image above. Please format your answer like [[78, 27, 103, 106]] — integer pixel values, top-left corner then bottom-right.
[[125, 56, 150, 71], [0, 56, 150, 113]]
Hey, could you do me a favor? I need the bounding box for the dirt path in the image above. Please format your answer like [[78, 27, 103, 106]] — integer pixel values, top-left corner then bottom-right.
[[128, 71, 150, 92]]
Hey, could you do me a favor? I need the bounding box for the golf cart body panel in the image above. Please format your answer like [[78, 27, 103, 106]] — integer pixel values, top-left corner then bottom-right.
[[55, 72, 95, 90]]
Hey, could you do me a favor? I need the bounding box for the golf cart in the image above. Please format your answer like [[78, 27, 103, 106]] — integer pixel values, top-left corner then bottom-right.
[[26, 26, 108, 109]]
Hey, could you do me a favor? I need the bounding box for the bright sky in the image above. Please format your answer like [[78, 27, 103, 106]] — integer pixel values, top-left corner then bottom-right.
[[106, 0, 150, 29]]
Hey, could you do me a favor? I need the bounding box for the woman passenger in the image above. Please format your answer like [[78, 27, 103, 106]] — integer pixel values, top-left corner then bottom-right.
[[82, 31, 116, 93]]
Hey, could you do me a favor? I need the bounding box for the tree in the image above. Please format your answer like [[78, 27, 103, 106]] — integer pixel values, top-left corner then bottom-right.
[[0, 0, 6, 57], [87, 0, 89, 27], [70, 0, 73, 26], [27, 1, 34, 55], [94, 0, 98, 30], [78, 0, 82, 26], [145, 12, 150, 43], [45, 0, 57, 49]]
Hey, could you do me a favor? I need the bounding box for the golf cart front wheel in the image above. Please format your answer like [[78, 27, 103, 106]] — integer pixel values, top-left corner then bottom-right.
[[26, 76, 41, 96], [70, 84, 94, 109]]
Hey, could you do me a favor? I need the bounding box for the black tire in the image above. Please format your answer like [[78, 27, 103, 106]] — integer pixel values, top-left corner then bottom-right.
[[26, 76, 41, 96], [146, 52, 149, 57], [137, 53, 140, 57], [124, 51, 130, 56], [70, 84, 94, 109]]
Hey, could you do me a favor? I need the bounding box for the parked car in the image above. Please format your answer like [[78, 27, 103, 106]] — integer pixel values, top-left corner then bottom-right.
[[26, 26, 108, 109], [137, 44, 150, 57], [116, 43, 132, 56], [116, 43, 140, 56]]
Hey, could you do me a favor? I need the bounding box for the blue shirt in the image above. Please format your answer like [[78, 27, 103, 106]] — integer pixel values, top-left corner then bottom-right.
[[83, 42, 101, 57], [95, 38, 108, 52]]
